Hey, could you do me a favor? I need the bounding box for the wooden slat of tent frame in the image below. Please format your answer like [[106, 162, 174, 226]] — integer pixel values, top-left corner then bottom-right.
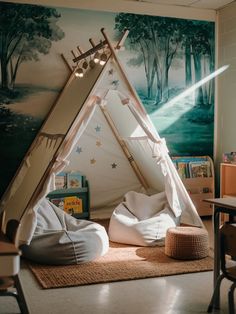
[[100, 104, 149, 189], [0, 59, 111, 228]]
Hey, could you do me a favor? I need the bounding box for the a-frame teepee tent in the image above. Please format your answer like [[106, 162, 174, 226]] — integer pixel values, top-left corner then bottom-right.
[[0, 29, 203, 246]]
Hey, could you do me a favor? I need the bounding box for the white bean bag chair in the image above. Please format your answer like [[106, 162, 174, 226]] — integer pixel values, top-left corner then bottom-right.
[[108, 191, 180, 246], [21, 199, 109, 265]]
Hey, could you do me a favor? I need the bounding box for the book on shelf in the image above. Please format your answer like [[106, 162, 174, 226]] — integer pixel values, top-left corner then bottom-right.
[[64, 196, 83, 215], [49, 196, 83, 215], [50, 198, 65, 210], [189, 161, 211, 178], [55, 171, 84, 190], [177, 162, 187, 179], [171, 156, 212, 179], [55, 172, 67, 190], [67, 172, 83, 188], [172, 156, 208, 164]]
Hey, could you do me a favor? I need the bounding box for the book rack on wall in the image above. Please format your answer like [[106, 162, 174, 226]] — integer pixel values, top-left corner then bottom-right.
[[172, 156, 215, 216], [47, 172, 90, 220]]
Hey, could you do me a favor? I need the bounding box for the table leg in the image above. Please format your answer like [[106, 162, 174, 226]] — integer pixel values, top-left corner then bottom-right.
[[213, 209, 220, 309]]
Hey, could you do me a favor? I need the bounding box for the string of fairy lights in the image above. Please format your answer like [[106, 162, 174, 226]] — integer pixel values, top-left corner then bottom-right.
[[72, 39, 109, 78]]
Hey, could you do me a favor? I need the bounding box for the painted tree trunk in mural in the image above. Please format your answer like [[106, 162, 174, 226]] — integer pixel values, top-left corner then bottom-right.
[[1, 33, 9, 89], [208, 37, 215, 106], [188, 21, 215, 107], [185, 39, 192, 86], [115, 14, 184, 105], [193, 51, 204, 105], [148, 17, 182, 105], [139, 39, 156, 99]]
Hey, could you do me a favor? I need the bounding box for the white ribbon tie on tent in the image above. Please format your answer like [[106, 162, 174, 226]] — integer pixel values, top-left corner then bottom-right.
[[116, 91, 182, 218]]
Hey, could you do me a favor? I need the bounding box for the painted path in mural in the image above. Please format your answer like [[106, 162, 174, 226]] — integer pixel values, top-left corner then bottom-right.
[[5, 90, 58, 119]]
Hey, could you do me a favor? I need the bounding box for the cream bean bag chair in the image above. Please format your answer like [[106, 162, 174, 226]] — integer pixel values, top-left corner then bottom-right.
[[21, 199, 109, 265], [108, 191, 180, 246]]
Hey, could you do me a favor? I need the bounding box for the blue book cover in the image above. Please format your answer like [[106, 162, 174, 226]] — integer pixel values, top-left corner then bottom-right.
[[67, 172, 83, 188], [172, 157, 207, 163]]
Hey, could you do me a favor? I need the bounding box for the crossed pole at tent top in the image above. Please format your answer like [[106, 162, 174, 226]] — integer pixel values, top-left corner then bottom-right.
[[61, 28, 147, 118], [60, 28, 129, 76], [72, 28, 129, 63]]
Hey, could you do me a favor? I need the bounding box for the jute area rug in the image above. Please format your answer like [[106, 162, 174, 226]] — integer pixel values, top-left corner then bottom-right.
[[28, 223, 213, 289]]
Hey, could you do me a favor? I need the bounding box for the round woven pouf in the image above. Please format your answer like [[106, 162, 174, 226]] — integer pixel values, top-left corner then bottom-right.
[[165, 226, 209, 260]]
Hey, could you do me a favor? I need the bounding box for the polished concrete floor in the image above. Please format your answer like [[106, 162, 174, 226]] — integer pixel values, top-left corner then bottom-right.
[[0, 218, 232, 314], [1, 267, 231, 314]]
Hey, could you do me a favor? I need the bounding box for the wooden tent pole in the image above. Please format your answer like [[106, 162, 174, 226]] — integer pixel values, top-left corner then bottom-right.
[[101, 28, 147, 116], [116, 29, 129, 50], [100, 104, 149, 190], [60, 53, 73, 72]]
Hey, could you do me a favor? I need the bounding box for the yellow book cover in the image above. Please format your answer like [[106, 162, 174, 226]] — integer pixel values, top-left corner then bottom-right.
[[64, 196, 83, 215]]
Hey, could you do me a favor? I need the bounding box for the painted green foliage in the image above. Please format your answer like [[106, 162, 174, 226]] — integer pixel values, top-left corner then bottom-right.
[[0, 2, 64, 91], [115, 13, 215, 107], [0, 2, 65, 198]]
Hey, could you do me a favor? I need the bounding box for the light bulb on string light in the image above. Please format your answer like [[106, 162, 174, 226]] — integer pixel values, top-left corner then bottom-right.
[[93, 51, 100, 64], [82, 59, 88, 70], [89, 56, 96, 69], [99, 52, 107, 66], [75, 67, 84, 78]]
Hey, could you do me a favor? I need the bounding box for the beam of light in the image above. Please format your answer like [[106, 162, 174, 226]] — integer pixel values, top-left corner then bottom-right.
[[151, 64, 230, 118], [149, 65, 230, 133]]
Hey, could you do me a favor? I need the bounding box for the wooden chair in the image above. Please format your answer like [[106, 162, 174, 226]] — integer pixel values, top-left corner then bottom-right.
[[0, 218, 29, 314], [208, 223, 236, 314]]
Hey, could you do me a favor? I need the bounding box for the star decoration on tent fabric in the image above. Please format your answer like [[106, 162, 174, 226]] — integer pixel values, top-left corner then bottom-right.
[[76, 146, 82, 154], [95, 125, 101, 132], [90, 158, 96, 165], [96, 140, 102, 147], [112, 80, 119, 89], [108, 69, 114, 75], [111, 163, 117, 169]]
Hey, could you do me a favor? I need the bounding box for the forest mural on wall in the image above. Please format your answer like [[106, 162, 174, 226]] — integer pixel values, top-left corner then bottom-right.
[[114, 13, 215, 158], [0, 1, 215, 198]]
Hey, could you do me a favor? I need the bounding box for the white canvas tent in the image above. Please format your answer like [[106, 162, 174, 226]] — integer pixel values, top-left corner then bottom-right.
[[0, 29, 203, 247]]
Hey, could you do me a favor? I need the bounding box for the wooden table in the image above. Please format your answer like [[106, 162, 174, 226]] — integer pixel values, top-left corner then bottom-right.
[[204, 197, 236, 309]]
